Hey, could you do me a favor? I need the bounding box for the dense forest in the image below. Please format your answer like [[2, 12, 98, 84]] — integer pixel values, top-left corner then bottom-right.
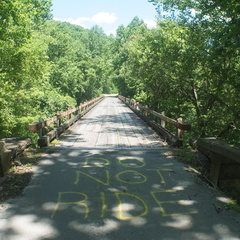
[[0, 0, 239, 146]]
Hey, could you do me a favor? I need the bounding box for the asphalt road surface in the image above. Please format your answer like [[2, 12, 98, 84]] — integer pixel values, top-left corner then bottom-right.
[[0, 148, 240, 240]]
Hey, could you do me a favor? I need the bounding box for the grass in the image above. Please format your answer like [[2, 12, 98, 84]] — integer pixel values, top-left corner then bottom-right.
[[225, 200, 240, 212], [174, 148, 211, 178]]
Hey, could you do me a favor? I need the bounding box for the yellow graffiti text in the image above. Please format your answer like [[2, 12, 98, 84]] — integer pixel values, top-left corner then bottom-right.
[[51, 192, 89, 219], [115, 192, 149, 220], [115, 170, 147, 184], [84, 157, 110, 168], [147, 169, 174, 183], [74, 170, 110, 186], [150, 191, 198, 217], [118, 157, 145, 168], [100, 192, 107, 218]]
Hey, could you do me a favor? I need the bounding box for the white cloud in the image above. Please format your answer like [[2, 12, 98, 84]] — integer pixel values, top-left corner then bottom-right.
[[54, 17, 90, 28], [54, 12, 118, 29], [92, 12, 118, 24], [144, 19, 157, 29], [107, 28, 117, 36]]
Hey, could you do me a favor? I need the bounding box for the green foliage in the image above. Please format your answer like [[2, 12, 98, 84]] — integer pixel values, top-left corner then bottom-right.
[[112, 2, 240, 146], [1, 0, 239, 148], [0, 0, 113, 139], [41, 20, 114, 102]]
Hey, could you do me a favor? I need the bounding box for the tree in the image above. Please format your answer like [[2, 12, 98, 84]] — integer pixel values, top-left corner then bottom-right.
[[111, 17, 148, 97], [144, 0, 240, 144], [0, 0, 53, 137]]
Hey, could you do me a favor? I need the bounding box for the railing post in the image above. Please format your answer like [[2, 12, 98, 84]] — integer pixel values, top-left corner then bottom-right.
[[39, 118, 44, 138], [79, 104, 81, 113], [139, 104, 144, 114], [57, 111, 61, 127], [68, 108, 71, 120], [144, 105, 148, 116], [177, 118, 183, 138], [161, 112, 166, 128], [0, 140, 12, 176], [133, 101, 137, 109]]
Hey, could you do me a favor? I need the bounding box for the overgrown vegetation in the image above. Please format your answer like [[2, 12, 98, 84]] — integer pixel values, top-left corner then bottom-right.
[[114, 0, 240, 146], [0, 148, 42, 201], [0, 0, 239, 147], [0, 0, 116, 141]]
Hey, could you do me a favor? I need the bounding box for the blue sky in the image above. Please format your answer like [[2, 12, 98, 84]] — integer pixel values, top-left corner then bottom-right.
[[51, 0, 158, 35]]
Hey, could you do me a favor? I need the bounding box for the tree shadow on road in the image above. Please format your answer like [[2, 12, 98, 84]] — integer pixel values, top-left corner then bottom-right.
[[1, 149, 240, 240]]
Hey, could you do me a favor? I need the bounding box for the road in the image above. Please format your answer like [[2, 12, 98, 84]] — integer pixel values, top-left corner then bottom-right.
[[0, 97, 240, 240]]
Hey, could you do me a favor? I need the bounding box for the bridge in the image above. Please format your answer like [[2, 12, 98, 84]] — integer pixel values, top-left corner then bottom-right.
[[55, 95, 165, 149], [0, 96, 240, 239]]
